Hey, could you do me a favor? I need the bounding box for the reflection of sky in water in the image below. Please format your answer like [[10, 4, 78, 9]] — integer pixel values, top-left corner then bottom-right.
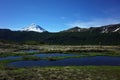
[[0, 53, 79, 60], [0, 56, 22, 60], [7, 56, 120, 67], [34, 53, 79, 58]]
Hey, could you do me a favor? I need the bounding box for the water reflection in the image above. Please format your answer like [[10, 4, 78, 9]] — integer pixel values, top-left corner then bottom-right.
[[7, 56, 120, 67]]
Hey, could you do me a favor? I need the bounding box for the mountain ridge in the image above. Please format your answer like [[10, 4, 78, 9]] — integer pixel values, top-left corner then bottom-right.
[[0, 23, 120, 33], [61, 23, 120, 33], [61, 26, 88, 32], [0, 28, 120, 45]]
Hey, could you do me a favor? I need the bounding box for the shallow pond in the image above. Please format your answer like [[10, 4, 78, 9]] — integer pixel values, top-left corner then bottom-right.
[[0, 56, 21, 60], [33, 53, 79, 57], [7, 56, 120, 67], [0, 53, 79, 60]]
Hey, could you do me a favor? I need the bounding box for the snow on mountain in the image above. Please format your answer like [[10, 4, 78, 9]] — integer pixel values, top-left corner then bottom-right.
[[113, 27, 120, 32], [21, 23, 47, 33], [101, 27, 108, 33], [61, 23, 120, 33], [100, 24, 120, 33]]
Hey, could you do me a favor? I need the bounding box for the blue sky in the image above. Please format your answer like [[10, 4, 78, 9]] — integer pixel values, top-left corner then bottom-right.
[[0, 0, 120, 32]]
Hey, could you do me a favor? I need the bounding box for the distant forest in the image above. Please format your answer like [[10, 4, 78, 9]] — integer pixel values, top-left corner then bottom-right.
[[0, 29, 120, 45]]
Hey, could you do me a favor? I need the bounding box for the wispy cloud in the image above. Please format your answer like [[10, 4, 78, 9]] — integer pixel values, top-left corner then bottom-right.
[[60, 17, 67, 20], [66, 18, 120, 28]]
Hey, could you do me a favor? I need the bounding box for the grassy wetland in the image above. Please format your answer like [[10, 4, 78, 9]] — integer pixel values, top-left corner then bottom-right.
[[0, 0, 120, 79], [0, 44, 120, 80], [0, 66, 120, 80]]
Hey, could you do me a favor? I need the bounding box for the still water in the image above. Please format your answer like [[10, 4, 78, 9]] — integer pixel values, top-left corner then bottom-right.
[[0, 53, 78, 60], [7, 56, 120, 67]]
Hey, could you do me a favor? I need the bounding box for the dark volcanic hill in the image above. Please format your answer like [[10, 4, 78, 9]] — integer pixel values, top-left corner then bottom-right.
[[62, 26, 88, 32]]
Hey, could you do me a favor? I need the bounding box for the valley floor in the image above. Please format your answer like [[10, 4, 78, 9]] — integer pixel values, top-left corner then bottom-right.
[[0, 44, 120, 80]]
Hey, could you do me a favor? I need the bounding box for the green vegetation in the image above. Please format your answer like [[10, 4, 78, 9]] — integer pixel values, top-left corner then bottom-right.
[[0, 30, 120, 45], [0, 66, 120, 80]]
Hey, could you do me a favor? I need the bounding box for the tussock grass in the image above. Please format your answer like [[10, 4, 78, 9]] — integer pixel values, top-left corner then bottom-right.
[[0, 45, 120, 57], [0, 66, 120, 80]]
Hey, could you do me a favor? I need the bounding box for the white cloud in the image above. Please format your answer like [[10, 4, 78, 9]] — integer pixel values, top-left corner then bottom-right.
[[66, 18, 120, 28]]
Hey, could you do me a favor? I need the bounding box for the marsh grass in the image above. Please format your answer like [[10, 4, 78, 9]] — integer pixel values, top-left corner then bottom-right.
[[0, 45, 119, 79], [0, 66, 120, 80], [0, 51, 120, 58], [0, 52, 41, 57], [0, 45, 120, 57]]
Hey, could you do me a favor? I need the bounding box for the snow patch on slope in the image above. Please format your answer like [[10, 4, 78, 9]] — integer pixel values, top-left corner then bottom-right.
[[21, 23, 47, 33], [113, 27, 120, 32]]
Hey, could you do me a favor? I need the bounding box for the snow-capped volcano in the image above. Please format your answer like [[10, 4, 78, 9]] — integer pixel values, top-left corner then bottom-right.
[[21, 23, 47, 33]]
